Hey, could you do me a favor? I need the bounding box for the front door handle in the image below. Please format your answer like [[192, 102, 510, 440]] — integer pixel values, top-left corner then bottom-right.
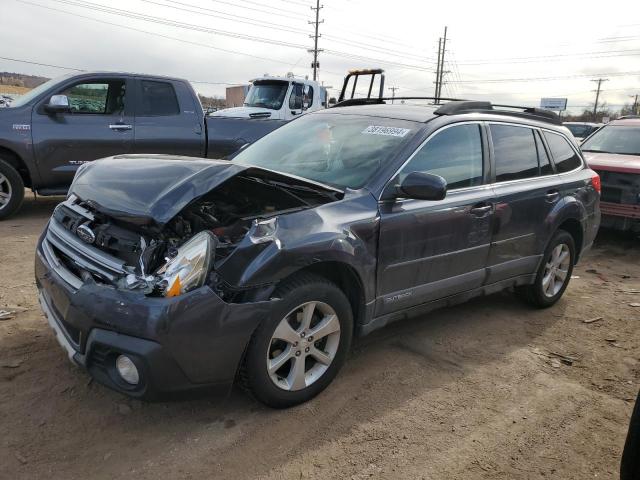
[[545, 190, 560, 202], [470, 204, 493, 217], [109, 124, 132, 131]]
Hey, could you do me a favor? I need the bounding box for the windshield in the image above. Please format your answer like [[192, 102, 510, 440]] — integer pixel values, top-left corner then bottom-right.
[[6, 75, 71, 108], [233, 113, 419, 189], [581, 125, 640, 155], [244, 80, 289, 110], [566, 124, 593, 137]]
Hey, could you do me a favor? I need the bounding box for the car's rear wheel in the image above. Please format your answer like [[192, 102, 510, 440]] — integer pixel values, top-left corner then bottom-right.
[[242, 273, 353, 408], [0, 158, 25, 220], [517, 229, 575, 308]]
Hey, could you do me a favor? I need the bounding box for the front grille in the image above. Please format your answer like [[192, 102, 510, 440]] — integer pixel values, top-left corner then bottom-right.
[[593, 169, 640, 206], [44, 217, 129, 289]]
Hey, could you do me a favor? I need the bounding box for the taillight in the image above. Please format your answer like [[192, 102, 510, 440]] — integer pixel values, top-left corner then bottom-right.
[[591, 173, 601, 194]]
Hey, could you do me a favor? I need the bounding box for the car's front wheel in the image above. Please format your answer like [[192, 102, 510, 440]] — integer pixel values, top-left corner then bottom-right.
[[243, 273, 353, 408]]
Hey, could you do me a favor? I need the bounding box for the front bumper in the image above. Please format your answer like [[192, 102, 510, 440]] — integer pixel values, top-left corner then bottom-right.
[[35, 235, 274, 399]]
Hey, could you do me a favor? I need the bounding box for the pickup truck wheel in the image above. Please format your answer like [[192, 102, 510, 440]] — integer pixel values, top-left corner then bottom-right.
[[0, 159, 25, 220], [517, 230, 575, 308], [242, 273, 353, 408]]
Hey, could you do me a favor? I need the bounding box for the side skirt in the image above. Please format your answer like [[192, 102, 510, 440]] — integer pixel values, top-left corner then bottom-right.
[[358, 273, 536, 337]]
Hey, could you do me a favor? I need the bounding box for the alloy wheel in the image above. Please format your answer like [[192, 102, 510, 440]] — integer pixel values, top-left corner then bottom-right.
[[0, 173, 12, 210], [542, 243, 571, 297], [267, 301, 341, 391]]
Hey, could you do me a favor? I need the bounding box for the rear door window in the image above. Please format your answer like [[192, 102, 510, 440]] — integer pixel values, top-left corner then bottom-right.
[[543, 131, 583, 173], [399, 123, 484, 190], [139, 80, 180, 116], [491, 124, 539, 182]]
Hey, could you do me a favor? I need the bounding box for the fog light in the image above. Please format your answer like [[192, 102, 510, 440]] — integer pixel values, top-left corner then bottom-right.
[[115, 355, 140, 385]]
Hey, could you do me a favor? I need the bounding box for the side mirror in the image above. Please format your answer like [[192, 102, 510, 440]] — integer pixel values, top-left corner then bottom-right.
[[396, 172, 447, 201], [45, 94, 71, 114]]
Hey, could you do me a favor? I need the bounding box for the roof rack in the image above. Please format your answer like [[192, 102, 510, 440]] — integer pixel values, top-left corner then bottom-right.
[[434, 101, 562, 125]]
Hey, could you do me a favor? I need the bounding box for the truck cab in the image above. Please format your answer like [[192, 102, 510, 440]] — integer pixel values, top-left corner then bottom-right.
[[212, 73, 326, 121]]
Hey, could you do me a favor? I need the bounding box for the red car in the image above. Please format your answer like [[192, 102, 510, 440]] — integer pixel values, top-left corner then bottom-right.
[[582, 117, 640, 232]]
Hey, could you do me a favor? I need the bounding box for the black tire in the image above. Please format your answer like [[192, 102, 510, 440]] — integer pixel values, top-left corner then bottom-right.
[[242, 272, 353, 408], [0, 158, 25, 220], [517, 229, 576, 308]]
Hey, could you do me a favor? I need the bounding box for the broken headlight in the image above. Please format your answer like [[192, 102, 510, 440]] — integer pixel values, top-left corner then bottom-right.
[[160, 231, 215, 297]]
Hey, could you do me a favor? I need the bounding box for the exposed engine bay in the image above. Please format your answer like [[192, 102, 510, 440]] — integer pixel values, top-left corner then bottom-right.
[[53, 173, 339, 297]]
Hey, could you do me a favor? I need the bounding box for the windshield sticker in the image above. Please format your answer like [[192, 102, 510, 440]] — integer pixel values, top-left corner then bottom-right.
[[362, 125, 411, 137]]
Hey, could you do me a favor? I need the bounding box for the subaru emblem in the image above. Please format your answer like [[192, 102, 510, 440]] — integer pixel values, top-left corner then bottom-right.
[[76, 224, 96, 244]]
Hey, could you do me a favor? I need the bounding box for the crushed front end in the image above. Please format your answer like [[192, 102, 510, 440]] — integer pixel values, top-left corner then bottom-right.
[[35, 196, 276, 398]]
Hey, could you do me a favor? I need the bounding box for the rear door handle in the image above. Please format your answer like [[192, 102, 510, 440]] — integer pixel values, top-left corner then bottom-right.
[[109, 124, 132, 131], [470, 204, 493, 217], [545, 190, 560, 202]]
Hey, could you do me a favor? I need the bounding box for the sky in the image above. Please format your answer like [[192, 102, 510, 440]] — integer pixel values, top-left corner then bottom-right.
[[1, 0, 639, 114]]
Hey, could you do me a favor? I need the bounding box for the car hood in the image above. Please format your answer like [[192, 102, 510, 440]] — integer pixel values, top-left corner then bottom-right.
[[69, 154, 340, 228], [211, 106, 274, 118], [583, 151, 640, 174]]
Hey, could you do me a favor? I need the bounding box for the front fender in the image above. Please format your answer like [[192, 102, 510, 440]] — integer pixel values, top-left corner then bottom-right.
[[215, 193, 379, 303]]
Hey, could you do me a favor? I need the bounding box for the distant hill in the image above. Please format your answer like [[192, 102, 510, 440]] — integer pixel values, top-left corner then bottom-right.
[[0, 72, 49, 89]]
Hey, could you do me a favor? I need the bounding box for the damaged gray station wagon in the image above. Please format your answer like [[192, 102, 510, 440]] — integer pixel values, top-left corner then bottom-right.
[[36, 99, 601, 407]]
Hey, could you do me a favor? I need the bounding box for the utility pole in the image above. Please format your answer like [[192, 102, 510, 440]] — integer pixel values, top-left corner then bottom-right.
[[308, 0, 323, 81], [388, 86, 399, 104], [591, 78, 608, 121], [434, 38, 442, 100], [434, 26, 448, 103]]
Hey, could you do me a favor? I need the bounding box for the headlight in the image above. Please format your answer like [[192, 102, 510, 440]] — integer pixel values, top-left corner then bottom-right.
[[160, 231, 215, 297]]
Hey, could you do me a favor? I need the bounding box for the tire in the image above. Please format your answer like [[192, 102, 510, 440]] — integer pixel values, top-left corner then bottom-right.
[[517, 229, 576, 308], [0, 158, 25, 220], [242, 272, 353, 408]]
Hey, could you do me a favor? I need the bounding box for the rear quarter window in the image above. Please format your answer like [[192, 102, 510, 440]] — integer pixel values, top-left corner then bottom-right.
[[543, 131, 582, 173]]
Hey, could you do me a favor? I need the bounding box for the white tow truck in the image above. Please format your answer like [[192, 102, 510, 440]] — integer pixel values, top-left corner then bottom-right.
[[213, 73, 327, 121]]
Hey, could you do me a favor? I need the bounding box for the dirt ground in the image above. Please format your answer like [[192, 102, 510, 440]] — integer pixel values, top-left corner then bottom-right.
[[1, 194, 638, 480]]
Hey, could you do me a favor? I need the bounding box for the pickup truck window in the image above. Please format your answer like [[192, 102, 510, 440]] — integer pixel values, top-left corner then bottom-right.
[[62, 81, 126, 115], [140, 80, 180, 116], [234, 113, 418, 189], [245, 80, 288, 110], [491, 124, 539, 182], [398, 124, 483, 190]]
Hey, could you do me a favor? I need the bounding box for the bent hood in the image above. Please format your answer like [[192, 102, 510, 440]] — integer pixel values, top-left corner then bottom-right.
[[69, 154, 340, 228], [584, 152, 640, 174]]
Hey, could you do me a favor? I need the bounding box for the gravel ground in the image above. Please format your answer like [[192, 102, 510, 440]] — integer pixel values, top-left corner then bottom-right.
[[1, 194, 638, 479]]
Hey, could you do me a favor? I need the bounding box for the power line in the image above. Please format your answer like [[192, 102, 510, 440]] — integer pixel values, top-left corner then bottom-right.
[[0, 55, 82, 71], [15, 0, 308, 69], [456, 48, 640, 65], [27, 0, 436, 74], [447, 71, 640, 84], [0, 55, 246, 85]]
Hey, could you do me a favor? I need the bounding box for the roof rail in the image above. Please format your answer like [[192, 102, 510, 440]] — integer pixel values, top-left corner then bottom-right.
[[617, 115, 640, 120], [434, 101, 562, 125]]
